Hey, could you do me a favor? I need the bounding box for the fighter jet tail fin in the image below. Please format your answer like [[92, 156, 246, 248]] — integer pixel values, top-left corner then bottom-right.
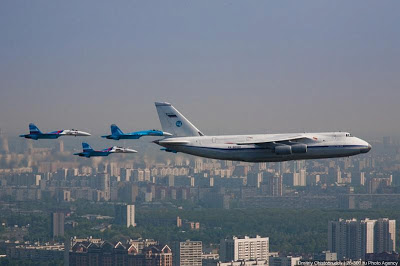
[[111, 124, 123, 136], [82, 142, 94, 152], [29, 123, 42, 134], [155, 102, 204, 137]]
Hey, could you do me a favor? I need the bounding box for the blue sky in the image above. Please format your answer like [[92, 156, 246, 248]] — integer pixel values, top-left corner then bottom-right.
[[0, 1, 399, 139]]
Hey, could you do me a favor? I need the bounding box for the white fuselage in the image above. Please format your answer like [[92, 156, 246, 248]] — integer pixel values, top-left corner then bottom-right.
[[156, 132, 371, 162]]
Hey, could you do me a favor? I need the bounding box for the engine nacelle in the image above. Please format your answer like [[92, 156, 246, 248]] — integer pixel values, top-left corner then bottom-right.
[[275, 145, 292, 155], [291, 144, 307, 153]]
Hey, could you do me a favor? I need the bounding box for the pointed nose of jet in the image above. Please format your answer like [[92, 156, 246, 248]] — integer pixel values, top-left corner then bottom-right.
[[78, 131, 91, 136], [163, 132, 173, 136], [125, 148, 138, 153], [360, 143, 372, 154]]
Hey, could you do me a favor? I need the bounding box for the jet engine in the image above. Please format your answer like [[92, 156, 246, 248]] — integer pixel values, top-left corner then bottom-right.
[[291, 144, 307, 153], [275, 145, 292, 155]]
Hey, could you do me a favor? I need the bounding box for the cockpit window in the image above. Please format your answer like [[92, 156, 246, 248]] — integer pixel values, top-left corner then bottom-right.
[[345, 133, 352, 137]]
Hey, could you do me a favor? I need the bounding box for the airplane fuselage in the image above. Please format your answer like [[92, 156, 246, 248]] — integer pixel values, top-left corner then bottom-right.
[[20, 129, 90, 140], [21, 133, 61, 140], [156, 132, 371, 162], [76, 151, 111, 158], [106, 135, 141, 140]]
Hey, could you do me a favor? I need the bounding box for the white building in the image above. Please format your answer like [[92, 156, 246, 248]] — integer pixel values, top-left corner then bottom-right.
[[114, 204, 135, 228], [220, 236, 269, 263], [173, 240, 202, 266]]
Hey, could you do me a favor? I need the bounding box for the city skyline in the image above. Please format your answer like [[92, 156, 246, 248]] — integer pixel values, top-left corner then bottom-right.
[[0, 1, 399, 139], [1, 1, 400, 264]]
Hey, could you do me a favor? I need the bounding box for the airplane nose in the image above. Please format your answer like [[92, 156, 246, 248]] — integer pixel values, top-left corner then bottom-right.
[[360, 143, 372, 153]]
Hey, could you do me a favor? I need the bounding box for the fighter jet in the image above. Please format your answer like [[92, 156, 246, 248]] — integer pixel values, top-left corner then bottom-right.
[[150, 102, 371, 162], [20, 123, 91, 140], [74, 142, 137, 158], [101, 124, 172, 140]]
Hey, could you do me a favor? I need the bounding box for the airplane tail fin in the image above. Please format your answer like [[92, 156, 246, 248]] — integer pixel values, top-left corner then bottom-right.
[[82, 142, 94, 152], [111, 124, 123, 136], [29, 123, 42, 134], [155, 102, 204, 137]]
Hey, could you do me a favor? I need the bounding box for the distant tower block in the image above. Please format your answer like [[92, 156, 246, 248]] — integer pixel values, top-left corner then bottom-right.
[[0, 129, 9, 153], [27, 141, 33, 154], [115, 204, 136, 227], [59, 140, 64, 153], [51, 212, 65, 238], [1, 137, 9, 154]]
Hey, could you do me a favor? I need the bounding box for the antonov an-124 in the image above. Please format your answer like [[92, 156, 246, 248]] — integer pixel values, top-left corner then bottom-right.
[[151, 102, 371, 162]]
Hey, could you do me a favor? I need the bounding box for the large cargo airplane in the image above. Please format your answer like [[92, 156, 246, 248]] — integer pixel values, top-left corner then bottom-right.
[[20, 123, 91, 140], [152, 102, 371, 162]]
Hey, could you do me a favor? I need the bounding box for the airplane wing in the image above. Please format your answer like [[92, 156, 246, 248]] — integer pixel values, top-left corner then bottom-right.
[[48, 130, 64, 135], [156, 140, 190, 145], [235, 135, 313, 146]]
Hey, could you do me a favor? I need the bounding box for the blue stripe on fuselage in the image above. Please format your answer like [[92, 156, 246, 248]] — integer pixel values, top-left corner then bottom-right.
[[171, 145, 369, 151]]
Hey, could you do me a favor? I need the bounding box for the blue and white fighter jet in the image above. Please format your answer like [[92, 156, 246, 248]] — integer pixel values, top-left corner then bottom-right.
[[20, 123, 91, 140], [74, 142, 137, 158], [102, 124, 172, 140]]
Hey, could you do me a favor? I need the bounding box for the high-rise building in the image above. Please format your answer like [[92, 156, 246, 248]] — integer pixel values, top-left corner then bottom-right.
[[51, 212, 65, 238], [173, 240, 202, 266], [58, 140, 64, 153], [293, 169, 306, 186], [96, 173, 110, 201], [293, 160, 305, 173], [120, 168, 133, 182], [115, 204, 136, 228], [0, 131, 9, 154], [336, 168, 342, 183], [351, 171, 365, 186], [374, 218, 396, 253], [144, 168, 151, 181], [247, 172, 263, 188], [266, 174, 282, 196], [299, 169, 307, 186], [220, 235, 269, 263], [133, 169, 144, 182], [328, 218, 396, 260]]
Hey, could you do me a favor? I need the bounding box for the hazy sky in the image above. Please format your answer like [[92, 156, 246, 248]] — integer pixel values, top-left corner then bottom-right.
[[1, 1, 399, 139]]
